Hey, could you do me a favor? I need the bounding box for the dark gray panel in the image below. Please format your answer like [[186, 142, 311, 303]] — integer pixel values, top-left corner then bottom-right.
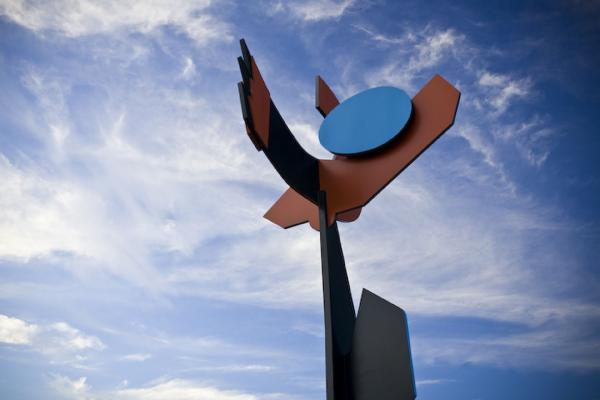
[[318, 191, 356, 400], [351, 289, 416, 400]]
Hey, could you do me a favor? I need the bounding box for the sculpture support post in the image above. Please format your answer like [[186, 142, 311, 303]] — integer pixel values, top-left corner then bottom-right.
[[318, 191, 356, 400]]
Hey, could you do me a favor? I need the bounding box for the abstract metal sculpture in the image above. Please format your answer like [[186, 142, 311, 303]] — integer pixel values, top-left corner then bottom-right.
[[237, 39, 460, 400]]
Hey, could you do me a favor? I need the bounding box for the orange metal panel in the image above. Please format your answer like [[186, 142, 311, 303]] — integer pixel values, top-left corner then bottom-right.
[[319, 75, 460, 225], [316, 75, 340, 117], [263, 75, 459, 229], [244, 56, 271, 150], [264, 188, 319, 229]]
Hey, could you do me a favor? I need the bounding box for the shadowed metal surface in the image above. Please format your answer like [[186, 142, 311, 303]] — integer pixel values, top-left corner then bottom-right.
[[318, 191, 355, 400], [238, 39, 320, 204], [316, 75, 340, 117], [352, 289, 416, 400]]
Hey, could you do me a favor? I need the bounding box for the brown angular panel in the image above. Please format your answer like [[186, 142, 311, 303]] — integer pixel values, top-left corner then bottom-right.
[[244, 56, 271, 150], [319, 75, 460, 225], [316, 76, 340, 117], [336, 208, 362, 222], [264, 187, 362, 230], [264, 188, 320, 230]]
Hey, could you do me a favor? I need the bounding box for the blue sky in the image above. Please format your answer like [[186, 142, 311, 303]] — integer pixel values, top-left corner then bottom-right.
[[0, 0, 599, 399]]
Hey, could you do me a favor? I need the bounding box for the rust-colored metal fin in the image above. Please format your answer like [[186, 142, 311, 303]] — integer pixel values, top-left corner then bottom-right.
[[264, 188, 320, 229], [237, 39, 271, 151], [264, 188, 363, 231], [337, 208, 362, 222], [237, 81, 262, 151], [316, 75, 340, 118]]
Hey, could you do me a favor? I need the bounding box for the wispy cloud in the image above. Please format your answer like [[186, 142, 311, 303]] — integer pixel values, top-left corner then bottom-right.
[[478, 71, 531, 115], [49, 375, 93, 400], [0, 0, 230, 45], [414, 324, 600, 370], [49, 375, 304, 400], [353, 24, 409, 45], [288, 0, 357, 22], [357, 24, 555, 178], [119, 353, 152, 362], [115, 379, 259, 400], [365, 27, 465, 91], [179, 57, 196, 81], [416, 378, 456, 386]]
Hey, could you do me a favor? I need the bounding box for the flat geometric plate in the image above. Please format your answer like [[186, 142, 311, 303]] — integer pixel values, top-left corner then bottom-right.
[[318, 87, 412, 155]]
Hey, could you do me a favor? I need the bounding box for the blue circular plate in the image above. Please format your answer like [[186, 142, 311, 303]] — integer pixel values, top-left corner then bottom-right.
[[318, 86, 412, 155]]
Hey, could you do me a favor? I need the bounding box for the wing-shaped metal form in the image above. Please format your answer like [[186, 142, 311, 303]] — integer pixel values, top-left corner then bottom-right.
[[263, 74, 460, 229], [319, 75, 460, 226], [237, 39, 320, 204], [264, 75, 362, 230]]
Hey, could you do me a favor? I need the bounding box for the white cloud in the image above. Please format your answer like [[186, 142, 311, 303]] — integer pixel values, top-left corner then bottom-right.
[[0, 0, 230, 45], [0, 154, 99, 261], [478, 71, 531, 114], [353, 24, 409, 45], [180, 57, 196, 80], [49, 377, 303, 400], [0, 314, 104, 364], [49, 375, 93, 400], [0, 314, 39, 344], [45, 322, 105, 353], [119, 353, 152, 362], [358, 25, 549, 172], [0, 61, 274, 286], [288, 0, 356, 22], [115, 379, 270, 400], [193, 364, 276, 372], [414, 323, 600, 370], [365, 28, 464, 90], [416, 378, 456, 386], [479, 71, 508, 87], [453, 121, 516, 194], [493, 115, 554, 167]]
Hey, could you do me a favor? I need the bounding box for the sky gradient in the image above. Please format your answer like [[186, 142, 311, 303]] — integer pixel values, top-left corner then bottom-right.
[[1, 0, 599, 399]]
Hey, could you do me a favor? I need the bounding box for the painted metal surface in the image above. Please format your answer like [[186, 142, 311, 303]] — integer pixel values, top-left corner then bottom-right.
[[351, 289, 416, 400], [316, 75, 340, 117], [237, 38, 460, 400], [318, 192, 355, 400], [262, 75, 460, 229], [319, 86, 413, 155], [319, 75, 460, 225]]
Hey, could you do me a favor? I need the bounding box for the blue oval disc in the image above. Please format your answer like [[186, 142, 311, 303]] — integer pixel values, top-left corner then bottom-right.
[[318, 86, 412, 155]]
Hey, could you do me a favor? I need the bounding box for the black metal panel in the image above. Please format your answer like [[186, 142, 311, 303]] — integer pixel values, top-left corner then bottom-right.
[[318, 191, 356, 400], [240, 38, 252, 74], [264, 102, 320, 204], [238, 56, 251, 90], [351, 289, 416, 400]]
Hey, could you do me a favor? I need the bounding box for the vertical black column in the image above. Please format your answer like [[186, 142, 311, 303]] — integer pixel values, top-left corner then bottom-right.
[[318, 191, 356, 400]]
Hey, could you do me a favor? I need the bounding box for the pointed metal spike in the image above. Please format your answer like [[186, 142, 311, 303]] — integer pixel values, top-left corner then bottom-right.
[[239, 38, 252, 76], [237, 56, 251, 91]]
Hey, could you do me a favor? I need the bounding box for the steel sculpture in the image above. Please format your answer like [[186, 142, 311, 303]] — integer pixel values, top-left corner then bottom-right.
[[237, 39, 460, 400]]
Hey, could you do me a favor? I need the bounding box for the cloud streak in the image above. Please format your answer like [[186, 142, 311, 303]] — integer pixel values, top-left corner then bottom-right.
[[0, 0, 230, 45]]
